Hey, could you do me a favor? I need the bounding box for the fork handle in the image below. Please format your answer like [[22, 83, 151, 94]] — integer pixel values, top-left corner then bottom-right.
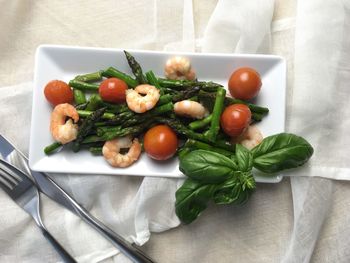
[[41, 228, 77, 263]]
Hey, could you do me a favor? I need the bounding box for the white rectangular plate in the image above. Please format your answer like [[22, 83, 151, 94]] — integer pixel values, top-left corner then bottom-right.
[[29, 45, 286, 183]]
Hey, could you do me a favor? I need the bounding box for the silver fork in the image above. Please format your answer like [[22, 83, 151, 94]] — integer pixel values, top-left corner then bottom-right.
[[0, 159, 77, 263]]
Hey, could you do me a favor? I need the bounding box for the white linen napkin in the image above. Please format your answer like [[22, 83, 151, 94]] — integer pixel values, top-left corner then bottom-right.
[[1, 0, 350, 262]]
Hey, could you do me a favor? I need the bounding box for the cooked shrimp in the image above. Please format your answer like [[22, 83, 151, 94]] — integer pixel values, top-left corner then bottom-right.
[[236, 125, 263, 150], [174, 100, 208, 119], [126, 84, 160, 113], [50, 103, 79, 144], [102, 136, 141, 168], [164, 56, 196, 80]]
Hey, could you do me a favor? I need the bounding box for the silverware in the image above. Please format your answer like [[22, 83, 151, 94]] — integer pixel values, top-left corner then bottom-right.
[[0, 135, 155, 263], [0, 159, 77, 263]]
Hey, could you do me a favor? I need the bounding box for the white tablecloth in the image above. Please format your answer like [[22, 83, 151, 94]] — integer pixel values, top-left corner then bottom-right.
[[1, 0, 350, 262]]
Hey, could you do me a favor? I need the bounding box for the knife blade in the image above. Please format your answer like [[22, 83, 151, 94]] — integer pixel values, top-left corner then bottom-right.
[[0, 135, 155, 263]]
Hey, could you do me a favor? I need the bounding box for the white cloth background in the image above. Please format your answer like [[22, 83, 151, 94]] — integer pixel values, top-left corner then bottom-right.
[[1, 0, 350, 262]]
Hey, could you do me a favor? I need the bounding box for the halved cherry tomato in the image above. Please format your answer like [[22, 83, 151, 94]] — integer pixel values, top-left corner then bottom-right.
[[220, 104, 251, 137], [44, 80, 73, 106], [99, 78, 127, 103], [144, 125, 178, 160], [228, 67, 262, 100]]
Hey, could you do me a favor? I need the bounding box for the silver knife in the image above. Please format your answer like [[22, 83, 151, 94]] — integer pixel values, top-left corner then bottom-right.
[[0, 135, 155, 263]]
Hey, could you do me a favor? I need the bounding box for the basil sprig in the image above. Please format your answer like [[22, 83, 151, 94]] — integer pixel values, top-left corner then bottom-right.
[[175, 133, 314, 224]]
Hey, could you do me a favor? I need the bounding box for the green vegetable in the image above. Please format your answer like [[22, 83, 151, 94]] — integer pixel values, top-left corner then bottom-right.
[[206, 88, 226, 142], [89, 147, 103, 155], [235, 144, 253, 172], [175, 133, 314, 224], [145, 71, 164, 95], [171, 86, 201, 102], [198, 91, 269, 120], [73, 89, 87, 105], [179, 150, 236, 184], [183, 139, 233, 157], [44, 142, 62, 155], [98, 121, 154, 141], [102, 67, 139, 88], [251, 133, 314, 173], [156, 117, 235, 152], [158, 78, 223, 92], [101, 102, 129, 114], [82, 135, 105, 144], [68, 79, 99, 91], [188, 114, 212, 130], [77, 110, 115, 120], [75, 71, 103, 82], [157, 94, 172, 106], [85, 94, 103, 111], [121, 102, 174, 127], [213, 171, 255, 205], [176, 149, 255, 224], [73, 107, 107, 152], [175, 179, 217, 225], [124, 50, 148, 84]]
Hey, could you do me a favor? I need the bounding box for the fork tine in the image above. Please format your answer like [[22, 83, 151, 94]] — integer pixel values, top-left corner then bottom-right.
[[0, 172, 15, 195], [0, 164, 20, 185], [0, 159, 31, 183], [0, 159, 34, 198]]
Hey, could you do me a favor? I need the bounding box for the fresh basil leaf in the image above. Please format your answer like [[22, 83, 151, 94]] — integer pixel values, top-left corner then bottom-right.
[[235, 144, 253, 172], [175, 178, 216, 224], [213, 171, 255, 205], [251, 133, 314, 173], [179, 150, 237, 184]]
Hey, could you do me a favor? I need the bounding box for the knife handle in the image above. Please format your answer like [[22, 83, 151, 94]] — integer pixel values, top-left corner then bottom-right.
[[75, 207, 155, 263], [41, 227, 77, 263]]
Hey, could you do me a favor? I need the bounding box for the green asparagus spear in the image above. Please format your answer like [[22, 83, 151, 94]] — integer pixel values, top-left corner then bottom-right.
[[73, 107, 107, 152], [155, 117, 235, 152], [171, 86, 201, 102], [85, 94, 103, 111], [73, 89, 87, 105], [157, 94, 172, 106], [121, 102, 173, 127], [68, 79, 99, 91], [188, 114, 212, 130], [77, 110, 115, 120], [75, 102, 88, 110], [44, 142, 62, 155], [102, 102, 129, 114], [158, 78, 223, 92], [102, 67, 138, 88], [124, 51, 148, 84], [89, 147, 103, 155], [82, 135, 105, 144], [198, 91, 269, 119], [206, 88, 226, 142], [145, 71, 164, 95], [75, 71, 103, 82], [100, 121, 154, 141]]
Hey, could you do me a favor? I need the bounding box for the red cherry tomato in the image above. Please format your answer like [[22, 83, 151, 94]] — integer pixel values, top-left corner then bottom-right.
[[144, 125, 178, 160], [99, 78, 127, 103], [228, 67, 262, 100], [220, 104, 251, 137], [44, 80, 73, 106]]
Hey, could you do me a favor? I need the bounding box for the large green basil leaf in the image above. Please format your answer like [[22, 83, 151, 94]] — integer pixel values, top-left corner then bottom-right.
[[235, 144, 253, 172], [213, 171, 255, 205], [251, 133, 314, 173], [175, 178, 216, 224], [179, 150, 237, 184]]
